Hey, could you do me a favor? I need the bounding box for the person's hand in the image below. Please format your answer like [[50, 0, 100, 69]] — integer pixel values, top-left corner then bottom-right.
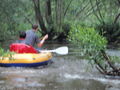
[[39, 34, 48, 47], [44, 34, 48, 40]]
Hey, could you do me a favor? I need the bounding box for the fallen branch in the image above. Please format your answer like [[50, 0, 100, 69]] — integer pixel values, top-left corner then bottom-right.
[[101, 50, 118, 71]]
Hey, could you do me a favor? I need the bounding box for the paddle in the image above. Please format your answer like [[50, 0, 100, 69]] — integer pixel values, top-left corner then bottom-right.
[[40, 46, 68, 55]]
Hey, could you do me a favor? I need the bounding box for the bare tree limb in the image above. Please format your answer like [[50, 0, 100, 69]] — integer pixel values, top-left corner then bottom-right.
[[24, 15, 33, 25], [64, 0, 73, 17], [89, 0, 103, 23], [101, 50, 118, 71], [32, 0, 48, 34], [96, 66, 106, 74], [95, 0, 105, 24], [75, 1, 90, 18], [77, 1, 101, 20], [114, 13, 120, 24], [117, 0, 120, 5], [94, 59, 107, 73], [45, 0, 52, 25]]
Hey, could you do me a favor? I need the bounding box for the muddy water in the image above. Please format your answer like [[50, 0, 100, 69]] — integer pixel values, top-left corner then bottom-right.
[[0, 43, 120, 90]]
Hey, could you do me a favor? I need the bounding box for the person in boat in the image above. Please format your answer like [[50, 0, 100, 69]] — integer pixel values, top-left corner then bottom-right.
[[25, 24, 48, 50], [10, 31, 38, 53], [15, 31, 27, 44], [10, 24, 48, 53]]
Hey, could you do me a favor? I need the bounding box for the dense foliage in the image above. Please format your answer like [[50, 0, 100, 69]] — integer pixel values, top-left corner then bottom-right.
[[68, 24, 107, 62], [0, 0, 22, 41], [96, 22, 120, 43], [0, 47, 14, 60], [0, 0, 120, 42], [68, 24, 120, 76], [0, 0, 120, 76]]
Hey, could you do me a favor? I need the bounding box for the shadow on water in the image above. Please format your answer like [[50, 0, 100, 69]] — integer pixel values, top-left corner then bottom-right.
[[0, 42, 120, 90]]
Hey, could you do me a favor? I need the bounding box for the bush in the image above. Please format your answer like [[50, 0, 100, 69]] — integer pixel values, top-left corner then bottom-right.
[[0, 47, 15, 60], [68, 24, 107, 58], [68, 25, 108, 68], [96, 23, 120, 43], [68, 24, 120, 76]]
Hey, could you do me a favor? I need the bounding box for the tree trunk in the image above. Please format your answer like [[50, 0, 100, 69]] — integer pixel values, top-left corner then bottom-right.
[[45, 0, 54, 36], [45, 0, 52, 25], [114, 13, 120, 24], [32, 0, 47, 35]]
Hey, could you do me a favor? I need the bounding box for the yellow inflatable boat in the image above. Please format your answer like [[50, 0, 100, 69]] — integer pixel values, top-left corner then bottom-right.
[[0, 52, 52, 67]]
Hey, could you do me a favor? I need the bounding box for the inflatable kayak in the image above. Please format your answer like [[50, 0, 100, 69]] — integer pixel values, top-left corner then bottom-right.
[[0, 52, 52, 67]]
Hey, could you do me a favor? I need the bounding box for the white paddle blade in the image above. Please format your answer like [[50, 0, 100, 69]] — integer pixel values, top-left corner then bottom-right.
[[40, 46, 68, 55], [55, 46, 68, 55]]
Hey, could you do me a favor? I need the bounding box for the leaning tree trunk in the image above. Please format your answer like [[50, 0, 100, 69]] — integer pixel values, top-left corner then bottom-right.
[[32, 0, 47, 35], [95, 50, 120, 76], [32, 0, 68, 41], [55, 0, 65, 41], [45, 0, 55, 40], [45, 0, 52, 26]]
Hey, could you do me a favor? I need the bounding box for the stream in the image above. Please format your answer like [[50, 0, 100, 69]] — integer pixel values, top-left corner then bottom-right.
[[0, 43, 120, 90]]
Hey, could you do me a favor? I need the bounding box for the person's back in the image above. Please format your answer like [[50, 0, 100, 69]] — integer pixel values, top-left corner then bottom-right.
[[25, 30, 39, 46], [15, 39, 26, 44], [25, 24, 48, 49]]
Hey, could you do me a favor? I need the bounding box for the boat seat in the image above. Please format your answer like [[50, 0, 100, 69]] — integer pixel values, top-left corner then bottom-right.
[[10, 43, 38, 53]]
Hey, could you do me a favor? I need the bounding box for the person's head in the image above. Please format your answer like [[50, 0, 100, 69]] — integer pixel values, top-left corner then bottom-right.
[[32, 24, 38, 31], [19, 31, 26, 39]]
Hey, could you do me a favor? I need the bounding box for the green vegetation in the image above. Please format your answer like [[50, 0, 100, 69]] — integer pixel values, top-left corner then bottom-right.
[[68, 24, 107, 63], [0, 0, 120, 76], [68, 24, 120, 76], [0, 0, 120, 42], [96, 22, 120, 43], [0, 47, 15, 60], [68, 25, 107, 53]]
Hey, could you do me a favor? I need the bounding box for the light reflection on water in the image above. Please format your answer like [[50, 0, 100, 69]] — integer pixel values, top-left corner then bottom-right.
[[0, 43, 120, 90]]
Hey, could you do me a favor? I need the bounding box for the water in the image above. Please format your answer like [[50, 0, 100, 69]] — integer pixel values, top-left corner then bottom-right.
[[0, 43, 120, 90]]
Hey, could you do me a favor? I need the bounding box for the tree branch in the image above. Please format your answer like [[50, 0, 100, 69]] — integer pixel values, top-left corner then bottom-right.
[[117, 0, 120, 5], [114, 13, 120, 24], [101, 50, 118, 71], [94, 59, 107, 73], [89, 0, 103, 23], [32, 0, 48, 34], [63, 0, 73, 17]]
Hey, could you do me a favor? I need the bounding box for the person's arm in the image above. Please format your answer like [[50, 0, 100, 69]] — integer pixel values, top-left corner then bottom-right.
[[37, 34, 48, 47]]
